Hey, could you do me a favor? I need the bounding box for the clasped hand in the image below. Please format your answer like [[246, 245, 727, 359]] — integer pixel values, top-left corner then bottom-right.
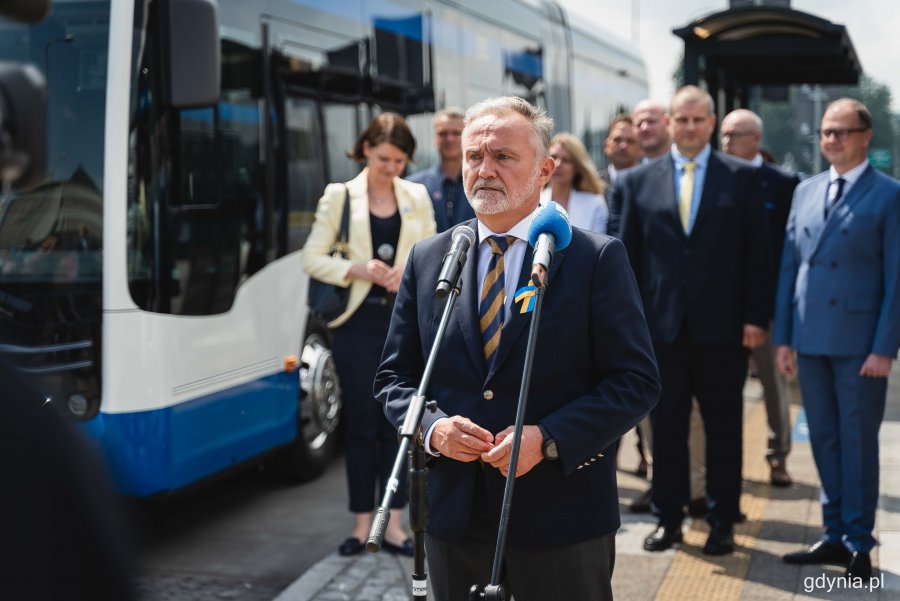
[[349, 259, 403, 292], [431, 416, 544, 478]]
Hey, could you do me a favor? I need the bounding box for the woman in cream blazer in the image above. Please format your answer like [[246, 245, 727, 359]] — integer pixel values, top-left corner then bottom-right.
[[301, 113, 435, 558]]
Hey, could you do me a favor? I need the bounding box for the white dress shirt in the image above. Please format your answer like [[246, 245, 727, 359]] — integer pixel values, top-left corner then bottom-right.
[[425, 203, 543, 455]]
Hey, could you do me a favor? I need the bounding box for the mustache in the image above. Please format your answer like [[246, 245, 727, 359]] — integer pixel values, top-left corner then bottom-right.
[[472, 179, 506, 193]]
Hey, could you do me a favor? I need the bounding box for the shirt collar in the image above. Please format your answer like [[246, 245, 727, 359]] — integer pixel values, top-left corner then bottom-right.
[[434, 163, 462, 184], [477, 202, 542, 244], [750, 154, 764, 167], [829, 159, 868, 185], [671, 144, 711, 170]]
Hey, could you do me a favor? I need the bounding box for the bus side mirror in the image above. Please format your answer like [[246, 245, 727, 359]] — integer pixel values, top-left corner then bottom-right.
[[162, 0, 220, 108], [0, 63, 46, 190]]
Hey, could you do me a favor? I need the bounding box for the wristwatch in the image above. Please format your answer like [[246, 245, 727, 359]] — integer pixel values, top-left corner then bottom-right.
[[537, 424, 558, 461]]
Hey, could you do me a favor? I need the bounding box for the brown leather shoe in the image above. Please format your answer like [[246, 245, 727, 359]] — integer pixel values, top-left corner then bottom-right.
[[769, 460, 793, 487], [687, 497, 708, 518]]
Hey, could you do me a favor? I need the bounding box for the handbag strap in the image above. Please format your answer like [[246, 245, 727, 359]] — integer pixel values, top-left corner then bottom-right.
[[333, 184, 351, 256], [338, 184, 350, 243]]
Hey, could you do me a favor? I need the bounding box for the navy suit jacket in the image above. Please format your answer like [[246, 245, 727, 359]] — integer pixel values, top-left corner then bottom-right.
[[615, 151, 770, 345], [773, 165, 900, 357], [375, 223, 660, 546], [406, 164, 475, 233], [758, 163, 800, 312]]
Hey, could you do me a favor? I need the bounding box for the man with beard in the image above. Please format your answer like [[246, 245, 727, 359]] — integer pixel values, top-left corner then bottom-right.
[[375, 96, 660, 601]]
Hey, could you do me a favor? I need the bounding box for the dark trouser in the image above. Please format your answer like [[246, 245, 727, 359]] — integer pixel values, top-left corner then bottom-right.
[[331, 301, 407, 513], [425, 473, 615, 601], [651, 337, 748, 529]]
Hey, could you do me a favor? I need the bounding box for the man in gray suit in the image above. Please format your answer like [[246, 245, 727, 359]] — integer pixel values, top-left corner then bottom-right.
[[775, 98, 900, 580]]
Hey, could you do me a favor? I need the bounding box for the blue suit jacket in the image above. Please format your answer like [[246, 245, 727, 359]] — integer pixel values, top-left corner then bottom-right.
[[375, 223, 660, 546], [406, 164, 475, 233], [614, 151, 770, 345], [773, 166, 900, 357]]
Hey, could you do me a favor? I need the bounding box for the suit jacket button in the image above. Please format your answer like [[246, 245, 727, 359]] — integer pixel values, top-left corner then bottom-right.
[[831, 261, 838, 268], [829, 298, 837, 306], [809, 259, 815, 267], [482, 390, 494, 401]]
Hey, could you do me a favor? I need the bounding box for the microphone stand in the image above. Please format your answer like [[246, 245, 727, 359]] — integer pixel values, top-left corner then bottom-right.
[[469, 273, 547, 601], [367, 278, 464, 600]]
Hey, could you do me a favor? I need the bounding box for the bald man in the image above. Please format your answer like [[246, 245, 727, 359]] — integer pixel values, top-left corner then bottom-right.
[[608, 100, 672, 237], [721, 109, 799, 487]]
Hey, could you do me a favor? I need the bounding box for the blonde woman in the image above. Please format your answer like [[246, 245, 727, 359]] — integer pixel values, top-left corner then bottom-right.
[[301, 113, 436, 557], [540, 133, 609, 233]]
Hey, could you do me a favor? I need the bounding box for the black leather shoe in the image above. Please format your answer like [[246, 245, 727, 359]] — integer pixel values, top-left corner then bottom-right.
[[643, 524, 683, 552], [630, 488, 653, 513], [383, 538, 414, 557], [702, 526, 735, 555], [783, 540, 851, 565], [338, 537, 364, 556], [846, 551, 872, 579]]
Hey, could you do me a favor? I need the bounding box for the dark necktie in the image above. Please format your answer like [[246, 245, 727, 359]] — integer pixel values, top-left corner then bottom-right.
[[479, 235, 516, 366], [825, 177, 846, 219]]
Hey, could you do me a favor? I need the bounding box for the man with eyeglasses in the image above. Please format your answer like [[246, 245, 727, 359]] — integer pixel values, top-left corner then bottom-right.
[[774, 98, 900, 579], [407, 107, 475, 232], [721, 109, 799, 489]]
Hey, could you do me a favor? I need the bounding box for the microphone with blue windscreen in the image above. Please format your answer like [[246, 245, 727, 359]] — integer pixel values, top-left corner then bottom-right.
[[527, 201, 572, 287]]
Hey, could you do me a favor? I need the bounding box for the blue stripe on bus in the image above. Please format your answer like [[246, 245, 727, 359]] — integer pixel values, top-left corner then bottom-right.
[[82, 371, 297, 497], [373, 15, 423, 41]]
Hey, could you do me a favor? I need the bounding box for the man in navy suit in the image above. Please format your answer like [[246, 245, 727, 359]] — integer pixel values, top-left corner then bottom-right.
[[376, 96, 660, 601], [406, 107, 476, 233], [775, 98, 900, 579], [615, 86, 770, 555], [721, 108, 800, 487]]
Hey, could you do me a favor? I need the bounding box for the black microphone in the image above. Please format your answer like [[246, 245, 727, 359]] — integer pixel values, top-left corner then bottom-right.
[[435, 225, 476, 297], [527, 201, 572, 287]]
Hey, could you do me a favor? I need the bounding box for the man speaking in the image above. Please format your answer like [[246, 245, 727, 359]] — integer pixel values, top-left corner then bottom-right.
[[375, 96, 660, 601]]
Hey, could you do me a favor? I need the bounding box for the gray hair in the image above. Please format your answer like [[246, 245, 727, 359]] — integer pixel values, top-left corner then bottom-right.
[[464, 96, 554, 157]]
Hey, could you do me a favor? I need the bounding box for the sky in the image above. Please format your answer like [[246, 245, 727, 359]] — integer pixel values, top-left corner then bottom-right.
[[557, 0, 900, 112]]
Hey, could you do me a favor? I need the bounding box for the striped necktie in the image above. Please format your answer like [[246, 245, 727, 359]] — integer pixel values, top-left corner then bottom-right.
[[679, 160, 697, 233], [480, 235, 516, 366]]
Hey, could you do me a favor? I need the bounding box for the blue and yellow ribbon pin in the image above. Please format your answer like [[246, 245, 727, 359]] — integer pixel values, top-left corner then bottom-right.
[[514, 285, 537, 314]]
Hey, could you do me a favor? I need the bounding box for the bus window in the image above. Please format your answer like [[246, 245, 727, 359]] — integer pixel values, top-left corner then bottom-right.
[[128, 0, 267, 315], [323, 104, 360, 184], [284, 98, 327, 253]]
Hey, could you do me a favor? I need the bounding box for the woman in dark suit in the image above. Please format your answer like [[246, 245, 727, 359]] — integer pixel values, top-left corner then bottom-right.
[[302, 113, 436, 556]]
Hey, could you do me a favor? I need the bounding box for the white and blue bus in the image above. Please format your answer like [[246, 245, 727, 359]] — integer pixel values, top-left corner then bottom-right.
[[0, 0, 647, 497]]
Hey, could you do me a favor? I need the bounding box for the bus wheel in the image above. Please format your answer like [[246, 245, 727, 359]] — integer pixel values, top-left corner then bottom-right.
[[278, 331, 342, 482]]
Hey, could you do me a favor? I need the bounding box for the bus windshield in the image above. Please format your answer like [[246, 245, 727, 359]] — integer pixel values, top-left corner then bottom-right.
[[0, 0, 109, 284]]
